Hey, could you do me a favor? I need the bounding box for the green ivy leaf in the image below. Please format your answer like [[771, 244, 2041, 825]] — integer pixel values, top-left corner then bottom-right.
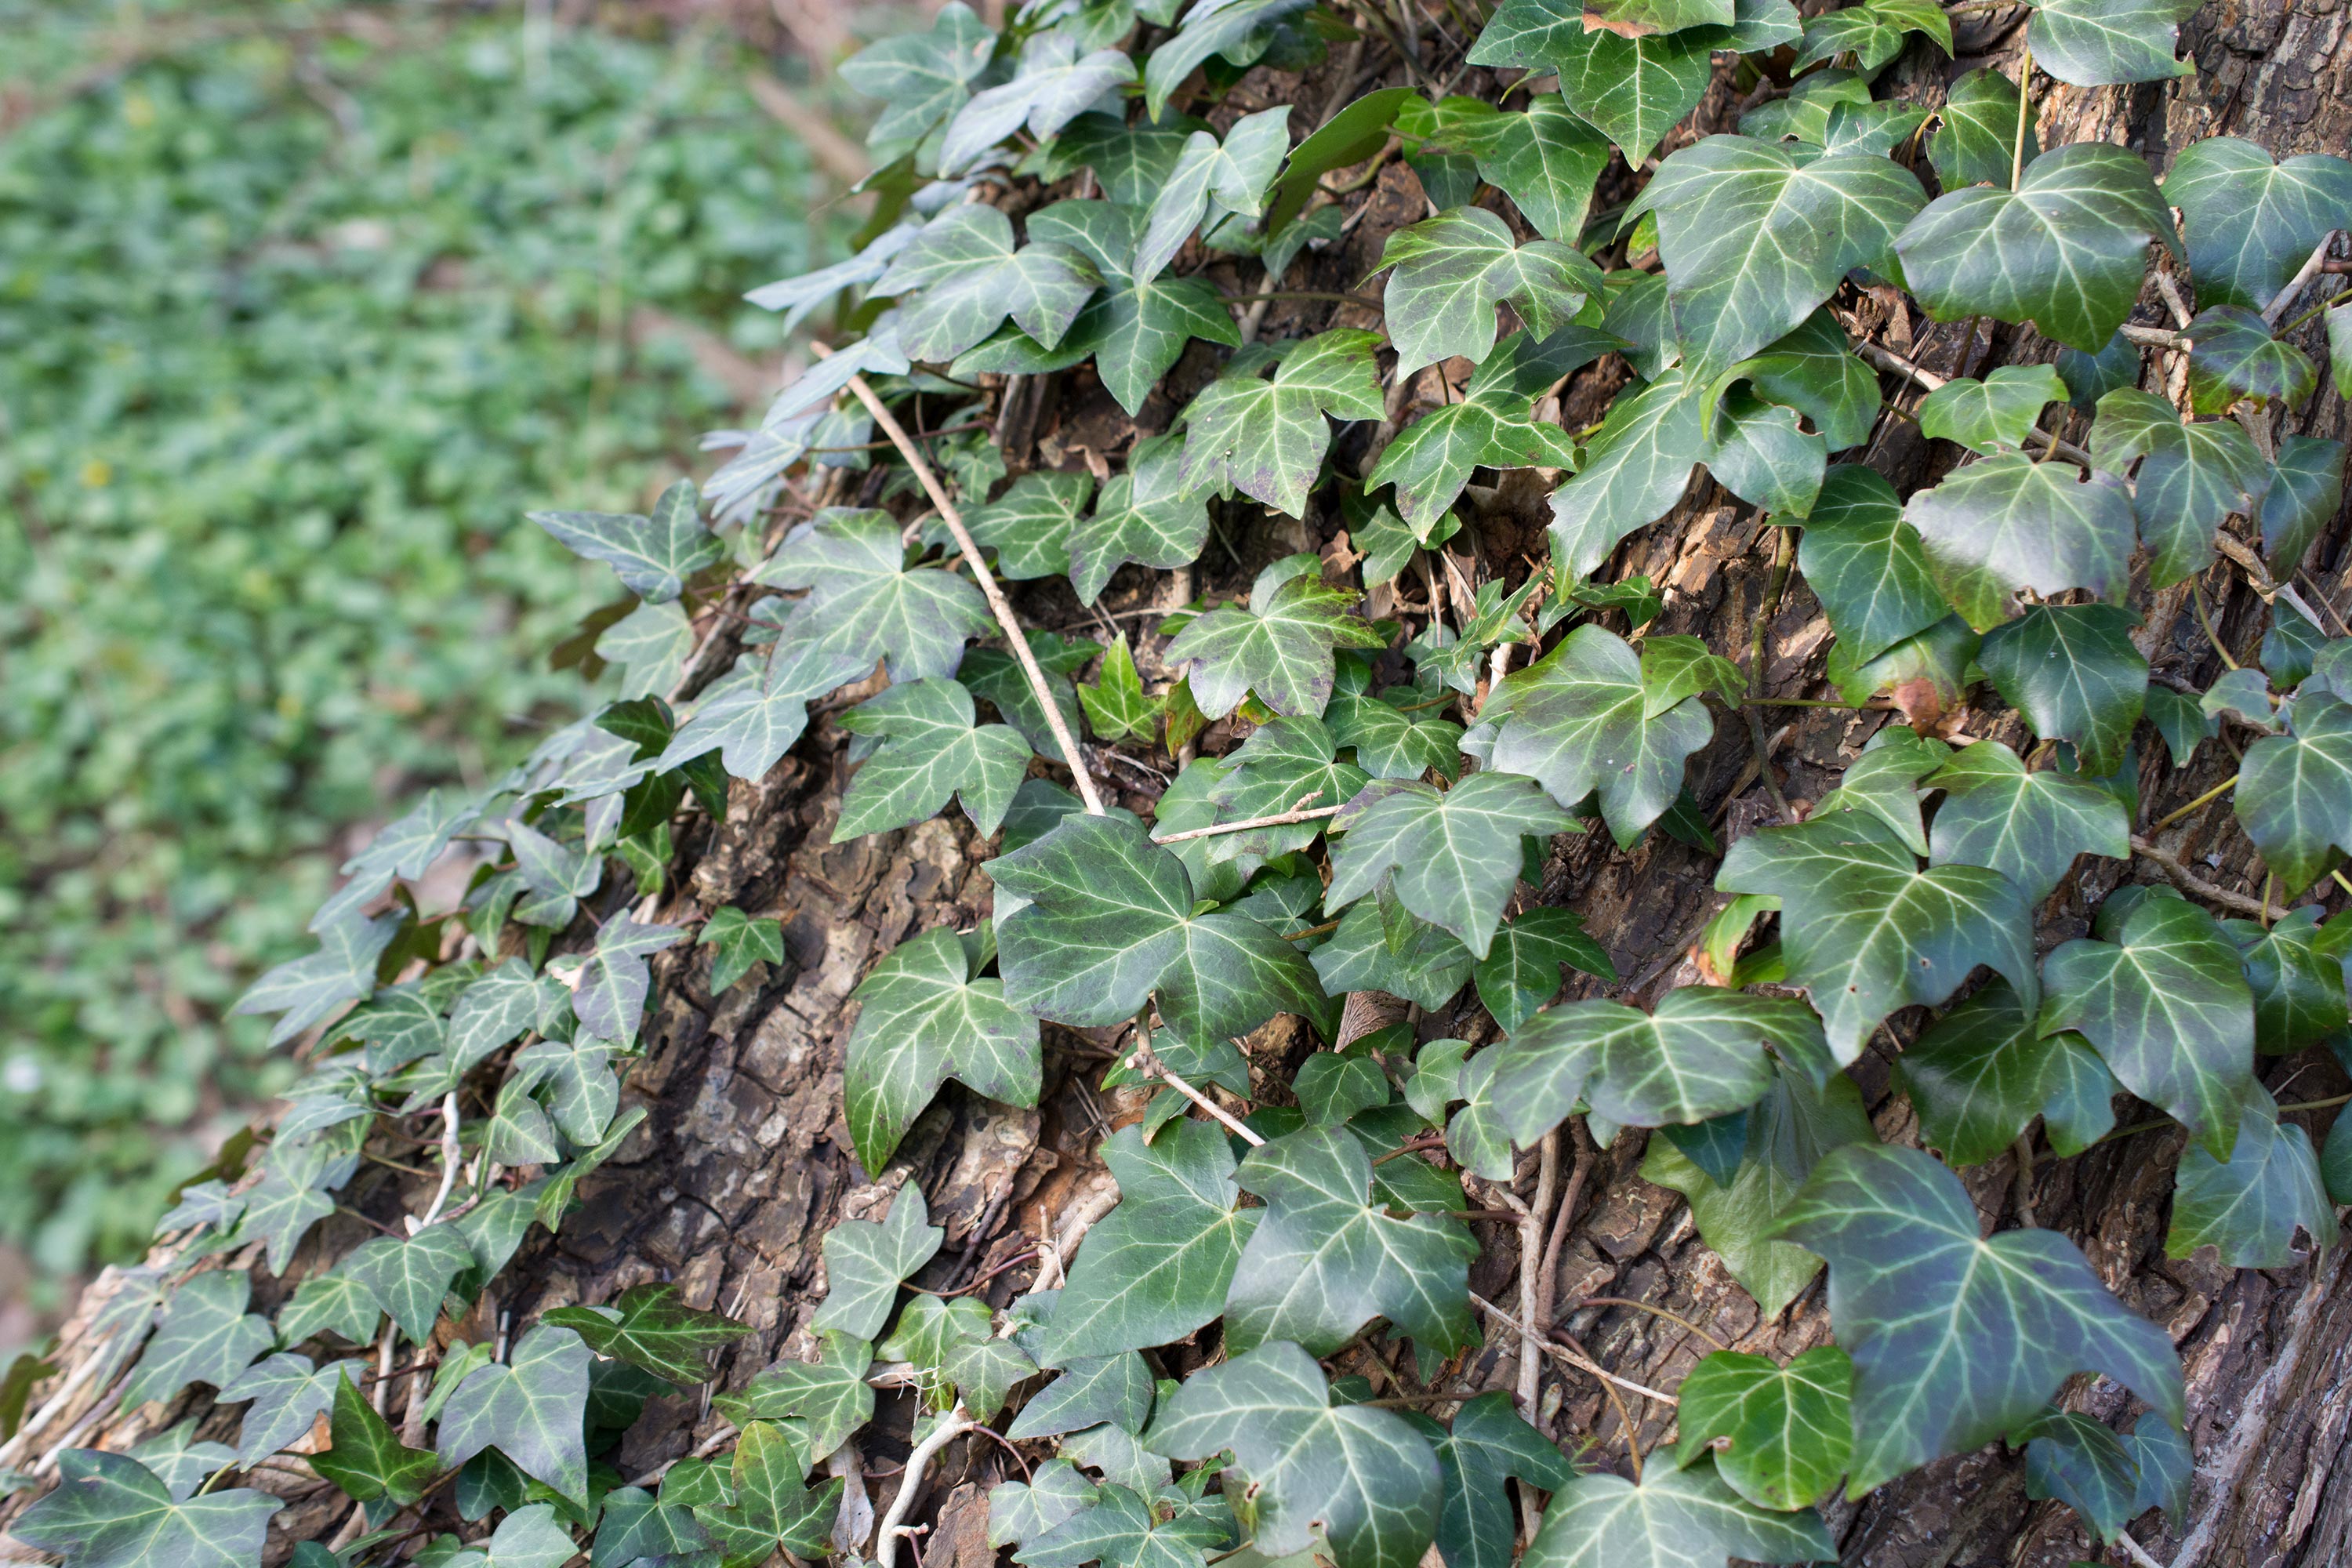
[[232, 1164, 339, 1278], [312, 790, 476, 931], [658, 640, 870, 782], [1795, 465, 1948, 667], [1200, 717, 1370, 862], [812, 1186, 944, 1341], [1472, 908, 1615, 1031], [2013, 1409, 2140, 1544], [843, 925, 1041, 1176], [1039, 1122, 1261, 1366], [2186, 304, 2318, 414], [754, 507, 995, 683], [1631, 136, 1925, 377], [1402, 96, 1612, 242], [1165, 561, 1384, 718], [2029, 0, 2198, 85], [2165, 1085, 2336, 1267], [339, 1226, 474, 1348], [2235, 691, 2352, 893], [1544, 368, 1715, 582], [1420, 1393, 1573, 1568], [232, 910, 401, 1047], [700, 907, 783, 995], [1773, 1142, 2184, 1496], [836, 678, 1032, 840], [1327, 683, 1466, 782], [122, 1424, 235, 1504], [1470, 5, 1718, 165], [530, 480, 721, 605], [940, 32, 1137, 173], [2164, 138, 2352, 310], [1520, 1456, 1834, 1567], [1369, 326, 1608, 534], [1918, 365, 2066, 455], [714, 1332, 876, 1467], [435, 1324, 593, 1505], [1377, 209, 1603, 376], [1901, 453, 2134, 630], [1927, 68, 2037, 191], [572, 913, 687, 1044], [1809, 724, 1949, 855], [1718, 811, 2038, 1063], [1976, 603, 2147, 777], [1926, 739, 2130, 904], [220, 1354, 351, 1465], [594, 1477, 713, 1566], [1007, 1352, 1156, 1442], [1148, 1341, 1439, 1568], [1080, 634, 1163, 744], [543, 1283, 750, 1388], [1671, 1347, 1853, 1511], [1069, 459, 1214, 605], [838, 2, 996, 163], [1178, 330, 1386, 517], [2089, 388, 2268, 586], [1706, 390, 1825, 517], [310, 1370, 441, 1506], [1896, 142, 2176, 352], [1311, 901, 1474, 1012], [963, 470, 1094, 582], [1140, 0, 1310, 118], [1464, 625, 1714, 847], [2231, 906, 2350, 1054], [879, 205, 1102, 361], [510, 1037, 619, 1146], [996, 812, 1327, 1047], [694, 1421, 841, 1563], [14, 1450, 282, 1568], [1327, 773, 1574, 958], [1792, 0, 1951, 72], [1136, 109, 1293, 281], [1225, 1125, 1478, 1356], [120, 1270, 274, 1409], [2257, 435, 2347, 574]]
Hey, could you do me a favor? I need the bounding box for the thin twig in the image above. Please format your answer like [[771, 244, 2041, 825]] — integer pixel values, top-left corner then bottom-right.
[[2151, 774, 2238, 831], [1518, 1133, 1559, 1421], [2130, 837, 2289, 920], [1467, 1291, 1677, 1405], [2264, 232, 2341, 328], [873, 1406, 975, 1568], [823, 349, 1107, 815], [1577, 1297, 1731, 1354], [417, 1091, 462, 1229], [1128, 1013, 1264, 1146], [1858, 343, 2098, 465], [1151, 803, 1344, 844]]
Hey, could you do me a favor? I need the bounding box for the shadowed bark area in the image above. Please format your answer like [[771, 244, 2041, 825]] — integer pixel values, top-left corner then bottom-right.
[[5, 2, 2350, 1565]]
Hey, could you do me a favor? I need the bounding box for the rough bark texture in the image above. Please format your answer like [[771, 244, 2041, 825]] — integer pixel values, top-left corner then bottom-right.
[[7, 2, 2351, 1565]]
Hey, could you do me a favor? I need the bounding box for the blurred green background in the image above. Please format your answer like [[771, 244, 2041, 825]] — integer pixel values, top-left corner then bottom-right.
[[0, 0, 869, 1342]]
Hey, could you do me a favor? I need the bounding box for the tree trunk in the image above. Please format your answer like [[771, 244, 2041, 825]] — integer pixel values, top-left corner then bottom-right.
[[7, 3, 2350, 1565]]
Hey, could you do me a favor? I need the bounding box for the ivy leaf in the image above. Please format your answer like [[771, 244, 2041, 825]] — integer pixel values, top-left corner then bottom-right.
[[1545, 368, 1715, 582], [543, 1284, 750, 1389], [996, 812, 1328, 1048], [1377, 208, 1604, 375], [121, 1270, 274, 1409], [1200, 717, 1370, 862], [597, 597, 693, 698], [1900, 453, 2134, 630], [2164, 138, 2352, 310], [2230, 906, 2349, 1054], [436, 1324, 593, 1504], [1719, 811, 2038, 1061], [1706, 391, 1824, 517], [1147, 1341, 1439, 1568], [2165, 1085, 2336, 1267], [754, 507, 995, 683], [2029, 0, 2198, 85], [2038, 890, 2256, 1160], [879, 205, 1102, 361], [1774, 1142, 2184, 1495], [474, 1504, 583, 1568], [699, 1421, 843, 1562], [1069, 461, 1214, 605], [1402, 96, 1612, 241], [1327, 773, 1575, 958], [1418, 1393, 1573, 1568], [993, 1458, 1102, 1548], [1926, 739, 2130, 904], [1809, 724, 1949, 854], [312, 789, 476, 931], [1136, 109, 1293, 281], [1795, 465, 1948, 667], [1630, 136, 1926, 376], [573, 914, 688, 1044], [842, 924, 1041, 1176], [1642, 1066, 1875, 1320], [1494, 987, 1827, 1147], [2186, 305, 2318, 414], [1007, 1352, 1156, 1442], [1670, 1347, 1853, 1511], [232, 1165, 339, 1278], [939, 31, 1137, 174], [594, 1479, 713, 1567], [1918, 365, 2066, 455], [14, 1450, 282, 1568], [1311, 901, 1474, 1012], [1140, 0, 1310, 119], [1928, 68, 2037, 191], [837, 679, 1032, 840], [964, 470, 1095, 583], [1895, 142, 2176, 352], [340, 1226, 474, 1347], [1078, 270, 1248, 417], [1725, 310, 1883, 452], [2089, 389, 2268, 586], [232, 910, 401, 1047], [1165, 561, 1383, 717], [657, 638, 870, 782], [1040, 1122, 1260, 1366], [1470, 5, 1716, 165], [510, 1036, 619, 1145], [1520, 1457, 1834, 1568], [1225, 1125, 1478, 1356], [1368, 326, 1609, 534], [1472, 908, 1615, 1031], [811, 1186, 944, 1341], [530, 480, 720, 604], [2014, 1409, 2141, 1544], [1178, 330, 1386, 517], [2235, 691, 2352, 894], [220, 1354, 350, 1465], [2258, 435, 2347, 574], [310, 1371, 440, 1506], [122, 1425, 235, 1504], [1021, 1482, 1233, 1568], [1976, 604, 2147, 776], [714, 1332, 877, 1467], [838, 2, 996, 163], [1080, 634, 1163, 744], [1791, 0, 1951, 73], [1327, 684, 1467, 782], [700, 906, 783, 995]]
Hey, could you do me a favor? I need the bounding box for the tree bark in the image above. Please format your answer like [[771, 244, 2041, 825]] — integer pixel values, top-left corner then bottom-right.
[[7, 3, 2351, 1565]]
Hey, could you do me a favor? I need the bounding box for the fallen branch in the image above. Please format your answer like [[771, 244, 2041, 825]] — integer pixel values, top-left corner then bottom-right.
[[2130, 837, 2290, 920]]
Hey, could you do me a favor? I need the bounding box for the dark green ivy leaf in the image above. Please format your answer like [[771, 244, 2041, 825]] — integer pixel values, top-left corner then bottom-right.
[[1472, 908, 1616, 1032], [1670, 1346, 1853, 1511], [1928, 68, 2037, 191], [2186, 304, 2318, 414], [1399, 95, 1612, 242], [1927, 739, 2131, 904], [339, 1226, 474, 1348], [1426, 1393, 1573, 1568], [841, 924, 1040, 1177], [2164, 137, 2352, 310], [1896, 978, 2117, 1164], [1164, 561, 1384, 718], [15, 1449, 282, 1568], [310, 1370, 440, 1506], [713, 1332, 876, 1468], [2089, 387, 2268, 586], [1901, 453, 2135, 631], [530, 480, 721, 604], [1520, 1456, 1834, 1568], [754, 507, 995, 684], [1545, 368, 1715, 581], [1377, 208, 1603, 375], [232, 910, 401, 1047], [2165, 1084, 2336, 1267], [877, 205, 1102, 362], [1326, 773, 1575, 958], [1773, 1143, 2184, 1495], [2257, 436, 2347, 575], [1080, 634, 1163, 745], [1795, 466, 1949, 668], [1918, 365, 2066, 454], [697, 1421, 842, 1563], [1178, 330, 1386, 517], [700, 906, 783, 995], [436, 1325, 593, 1505], [837, 2, 995, 164], [2237, 688, 2352, 888], [837, 678, 1032, 840], [813, 1185, 942, 1341], [120, 1270, 274, 1409], [2029, 0, 2198, 86], [544, 1284, 751, 1388], [2230, 905, 2350, 1054], [1469, 2, 1722, 166], [1977, 604, 2148, 776], [1069, 450, 1214, 605], [1791, 0, 1951, 74], [1367, 327, 1608, 535]]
